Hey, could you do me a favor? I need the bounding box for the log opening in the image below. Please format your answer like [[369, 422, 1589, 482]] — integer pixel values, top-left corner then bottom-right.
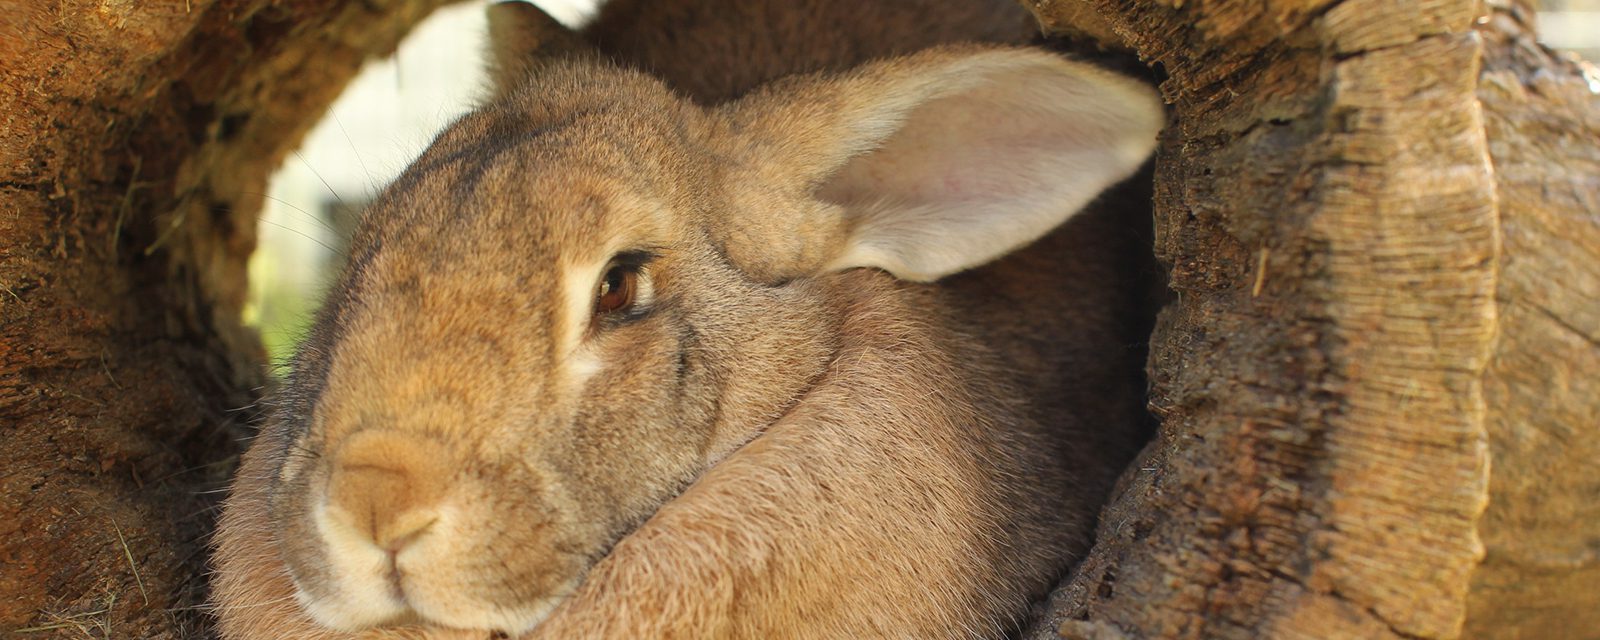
[[1, 1, 1595, 638]]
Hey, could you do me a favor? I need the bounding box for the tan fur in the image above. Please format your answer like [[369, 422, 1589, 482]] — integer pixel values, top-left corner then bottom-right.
[[211, 1, 1163, 638]]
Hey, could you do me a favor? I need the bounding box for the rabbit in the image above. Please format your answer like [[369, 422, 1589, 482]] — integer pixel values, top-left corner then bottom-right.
[[210, 0, 1165, 638]]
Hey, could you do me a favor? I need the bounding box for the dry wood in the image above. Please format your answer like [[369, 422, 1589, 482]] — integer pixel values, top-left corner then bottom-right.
[[1464, 2, 1600, 636], [1026, 1, 1598, 638], [0, 1, 453, 636]]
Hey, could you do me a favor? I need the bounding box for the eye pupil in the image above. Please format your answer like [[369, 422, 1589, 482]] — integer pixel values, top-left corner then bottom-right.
[[596, 265, 637, 315]]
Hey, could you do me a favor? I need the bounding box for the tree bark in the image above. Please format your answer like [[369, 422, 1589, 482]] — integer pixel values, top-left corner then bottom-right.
[[1024, 1, 1600, 638], [0, 1, 453, 636]]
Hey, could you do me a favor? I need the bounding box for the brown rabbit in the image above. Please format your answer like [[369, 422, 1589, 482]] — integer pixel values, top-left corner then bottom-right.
[[210, 0, 1165, 638]]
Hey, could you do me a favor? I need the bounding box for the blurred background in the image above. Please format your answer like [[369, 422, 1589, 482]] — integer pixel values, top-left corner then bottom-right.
[[245, 0, 597, 362], [246, 0, 1600, 366], [1541, 0, 1600, 61]]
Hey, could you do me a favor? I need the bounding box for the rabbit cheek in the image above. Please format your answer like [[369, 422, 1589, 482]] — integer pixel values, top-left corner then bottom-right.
[[276, 432, 581, 634], [554, 348, 683, 517], [378, 480, 586, 634]]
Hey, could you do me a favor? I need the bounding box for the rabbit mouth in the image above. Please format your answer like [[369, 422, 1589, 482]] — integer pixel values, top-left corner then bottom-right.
[[296, 581, 568, 637], [291, 499, 582, 635], [395, 568, 579, 636]]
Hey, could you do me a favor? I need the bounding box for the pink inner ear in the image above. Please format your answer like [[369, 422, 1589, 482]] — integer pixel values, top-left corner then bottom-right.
[[817, 78, 1098, 212], [815, 94, 984, 208], [811, 57, 1163, 282]]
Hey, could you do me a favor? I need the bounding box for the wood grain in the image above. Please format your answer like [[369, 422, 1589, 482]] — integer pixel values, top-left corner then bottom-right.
[[1027, 0, 1500, 638]]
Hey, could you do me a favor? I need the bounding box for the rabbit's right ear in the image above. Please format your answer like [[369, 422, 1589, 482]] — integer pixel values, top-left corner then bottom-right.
[[712, 47, 1164, 284], [485, 1, 592, 98]]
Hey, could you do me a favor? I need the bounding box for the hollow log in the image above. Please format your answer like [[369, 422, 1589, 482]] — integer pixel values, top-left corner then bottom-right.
[[0, 0, 1594, 637], [1025, 1, 1600, 638]]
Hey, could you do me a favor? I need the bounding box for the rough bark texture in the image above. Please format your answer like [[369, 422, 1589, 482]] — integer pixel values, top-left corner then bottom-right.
[[1025, 1, 1599, 639], [0, 1, 454, 636], [1465, 1, 1600, 636]]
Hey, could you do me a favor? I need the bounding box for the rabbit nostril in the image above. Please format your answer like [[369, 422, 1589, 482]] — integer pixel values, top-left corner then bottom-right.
[[324, 430, 451, 550], [383, 517, 436, 553]]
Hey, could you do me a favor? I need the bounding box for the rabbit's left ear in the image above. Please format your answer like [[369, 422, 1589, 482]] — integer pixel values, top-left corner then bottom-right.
[[485, 1, 593, 98], [718, 47, 1165, 283]]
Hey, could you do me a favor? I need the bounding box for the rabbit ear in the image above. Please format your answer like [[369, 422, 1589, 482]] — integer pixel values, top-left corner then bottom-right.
[[485, 1, 593, 99], [716, 47, 1164, 283]]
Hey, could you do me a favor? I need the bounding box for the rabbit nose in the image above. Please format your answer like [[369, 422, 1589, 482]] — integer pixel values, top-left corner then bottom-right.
[[325, 431, 450, 551]]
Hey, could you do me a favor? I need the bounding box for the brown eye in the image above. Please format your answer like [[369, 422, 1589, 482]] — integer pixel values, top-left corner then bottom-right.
[[592, 252, 656, 324], [596, 264, 638, 315]]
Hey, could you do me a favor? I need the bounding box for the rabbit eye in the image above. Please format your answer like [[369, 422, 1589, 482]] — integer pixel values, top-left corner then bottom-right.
[[593, 252, 655, 320], [596, 264, 637, 314]]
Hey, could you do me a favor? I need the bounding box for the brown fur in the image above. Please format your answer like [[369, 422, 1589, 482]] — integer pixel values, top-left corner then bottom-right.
[[211, 1, 1162, 638]]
